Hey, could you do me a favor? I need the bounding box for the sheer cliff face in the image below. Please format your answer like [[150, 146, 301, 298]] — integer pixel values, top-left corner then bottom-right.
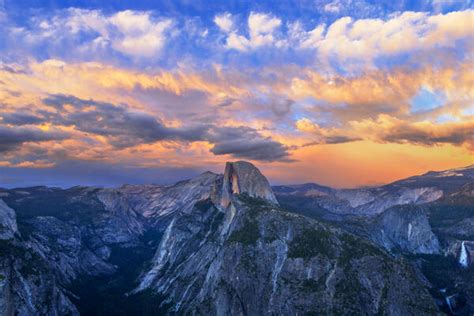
[[219, 161, 278, 208], [369, 204, 440, 254], [0, 239, 79, 316], [0, 200, 17, 240], [0, 198, 78, 316]]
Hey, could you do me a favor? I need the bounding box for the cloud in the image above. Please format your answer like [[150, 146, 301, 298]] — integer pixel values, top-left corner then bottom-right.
[[298, 9, 474, 69], [0, 125, 69, 153], [225, 12, 283, 51], [7, 8, 174, 59], [212, 8, 474, 69], [108, 10, 173, 58], [297, 113, 474, 151], [288, 62, 473, 124], [350, 114, 474, 149], [208, 126, 292, 162], [324, 0, 342, 13], [42, 94, 210, 148], [1, 6, 472, 72], [39, 94, 293, 161], [296, 118, 361, 144], [0, 64, 27, 74], [0, 112, 45, 125], [214, 13, 234, 33]]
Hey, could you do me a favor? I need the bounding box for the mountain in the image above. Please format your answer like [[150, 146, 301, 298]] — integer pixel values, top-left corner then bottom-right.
[[274, 165, 474, 217], [275, 164, 474, 314], [132, 161, 436, 315], [0, 162, 472, 315]]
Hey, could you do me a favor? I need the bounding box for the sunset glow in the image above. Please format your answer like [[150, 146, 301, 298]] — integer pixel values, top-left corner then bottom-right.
[[0, 1, 473, 187]]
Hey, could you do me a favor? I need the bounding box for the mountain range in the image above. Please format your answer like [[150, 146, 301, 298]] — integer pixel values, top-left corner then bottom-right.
[[0, 161, 473, 315]]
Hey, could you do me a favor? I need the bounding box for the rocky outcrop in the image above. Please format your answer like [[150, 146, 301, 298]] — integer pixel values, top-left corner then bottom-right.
[[0, 200, 17, 240], [219, 161, 278, 208], [369, 204, 440, 254]]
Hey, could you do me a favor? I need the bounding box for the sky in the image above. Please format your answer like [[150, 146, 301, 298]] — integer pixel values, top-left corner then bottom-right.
[[0, 0, 473, 188]]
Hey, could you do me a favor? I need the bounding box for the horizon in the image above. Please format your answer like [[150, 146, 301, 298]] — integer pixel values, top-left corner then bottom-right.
[[0, 0, 473, 188], [1, 160, 473, 190]]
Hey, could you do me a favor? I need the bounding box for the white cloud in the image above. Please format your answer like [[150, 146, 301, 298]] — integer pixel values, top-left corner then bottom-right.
[[219, 8, 473, 62], [298, 9, 474, 68], [300, 25, 325, 49], [214, 13, 234, 33], [225, 12, 283, 51], [16, 8, 174, 59], [248, 12, 281, 36], [109, 11, 173, 58]]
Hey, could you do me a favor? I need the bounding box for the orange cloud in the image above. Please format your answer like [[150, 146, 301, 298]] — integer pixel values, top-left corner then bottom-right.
[[1, 58, 473, 187]]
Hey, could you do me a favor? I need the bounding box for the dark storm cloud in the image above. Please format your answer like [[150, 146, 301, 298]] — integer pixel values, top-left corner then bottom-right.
[[0, 112, 45, 125], [0, 126, 69, 152], [208, 126, 292, 162], [40, 94, 294, 161], [43, 94, 210, 148]]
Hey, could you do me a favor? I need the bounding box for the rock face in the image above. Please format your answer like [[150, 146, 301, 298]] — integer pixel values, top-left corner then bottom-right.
[[369, 204, 440, 254], [135, 162, 437, 315], [0, 162, 471, 315], [0, 173, 225, 315], [220, 161, 278, 208], [0, 238, 79, 316], [0, 200, 17, 240]]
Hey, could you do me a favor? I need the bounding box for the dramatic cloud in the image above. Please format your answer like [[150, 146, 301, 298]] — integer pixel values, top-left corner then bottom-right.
[[0, 112, 45, 125], [42, 94, 209, 148], [288, 63, 473, 123], [208, 126, 291, 162], [0, 3, 472, 187], [350, 114, 474, 149], [0, 126, 68, 153], [297, 114, 474, 150], [29, 94, 292, 161]]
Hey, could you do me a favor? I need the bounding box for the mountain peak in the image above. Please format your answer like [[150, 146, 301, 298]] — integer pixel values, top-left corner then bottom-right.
[[220, 161, 278, 208]]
